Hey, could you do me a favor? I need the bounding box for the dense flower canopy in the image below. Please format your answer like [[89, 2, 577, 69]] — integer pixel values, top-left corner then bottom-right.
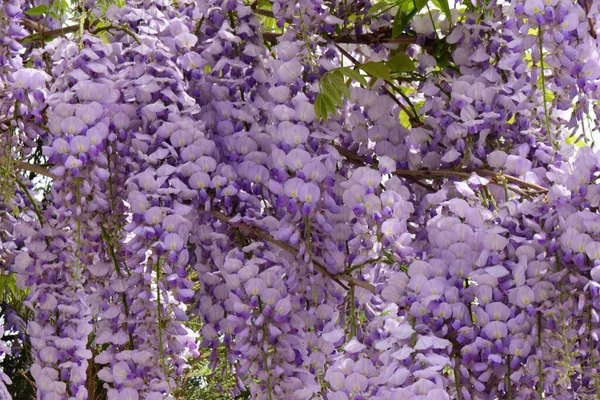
[[1, 0, 600, 399]]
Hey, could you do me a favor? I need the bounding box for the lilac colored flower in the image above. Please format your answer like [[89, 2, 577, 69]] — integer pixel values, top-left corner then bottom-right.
[[61, 116, 86, 135]]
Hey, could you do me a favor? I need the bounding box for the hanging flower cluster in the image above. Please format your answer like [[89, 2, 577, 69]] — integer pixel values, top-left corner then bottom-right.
[[2, 0, 600, 399]]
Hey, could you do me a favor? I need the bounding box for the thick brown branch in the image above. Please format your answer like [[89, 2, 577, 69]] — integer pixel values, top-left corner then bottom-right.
[[207, 209, 376, 293], [19, 21, 140, 44], [333, 144, 548, 195], [583, 0, 597, 39], [15, 161, 57, 179], [262, 30, 421, 45], [20, 24, 79, 43], [21, 20, 421, 49]]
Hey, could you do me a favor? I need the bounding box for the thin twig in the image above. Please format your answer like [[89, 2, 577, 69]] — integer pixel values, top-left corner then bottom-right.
[[207, 209, 376, 293], [334, 43, 422, 126]]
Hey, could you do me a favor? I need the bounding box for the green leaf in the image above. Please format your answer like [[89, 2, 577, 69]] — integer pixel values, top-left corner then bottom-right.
[[322, 80, 343, 107], [392, 0, 427, 37], [368, 1, 392, 15], [386, 53, 415, 72], [392, 8, 415, 37], [327, 70, 351, 99], [399, 109, 411, 128], [314, 92, 336, 121], [340, 67, 368, 87], [432, 0, 453, 23], [0, 274, 16, 298], [359, 62, 391, 81], [24, 5, 48, 16]]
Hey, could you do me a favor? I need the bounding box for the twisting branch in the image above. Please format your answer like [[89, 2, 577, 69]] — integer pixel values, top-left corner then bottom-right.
[[333, 144, 549, 195], [22, 19, 422, 49], [335, 144, 436, 191], [20, 23, 79, 43], [583, 0, 597, 39], [262, 30, 422, 45], [207, 209, 376, 293], [19, 21, 140, 44], [15, 161, 58, 179]]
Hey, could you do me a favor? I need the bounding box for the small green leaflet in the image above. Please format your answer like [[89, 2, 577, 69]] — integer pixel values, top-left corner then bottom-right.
[[24, 5, 48, 16], [368, 0, 403, 15], [339, 67, 368, 86], [315, 70, 350, 120], [386, 53, 416, 72], [0, 274, 17, 299], [315, 67, 369, 120], [315, 62, 396, 120], [368, 2, 391, 15], [431, 0, 453, 23], [314, 91, 336, 120], [359, 62, 391, 81], [392, 0, 427, 38]]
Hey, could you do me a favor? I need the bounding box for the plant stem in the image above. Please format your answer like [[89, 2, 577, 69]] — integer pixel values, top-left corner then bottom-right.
[[75, 183, 82, 282], [507, 354, 512, 400], [589, 306, 600, 399], [537, 311, 543, 399], [258, 297, 273, 400], [349, 283, 356, 337], [155, 257, 173, 393], [537, 26, 553, 148], [454, 362, 462, 400]]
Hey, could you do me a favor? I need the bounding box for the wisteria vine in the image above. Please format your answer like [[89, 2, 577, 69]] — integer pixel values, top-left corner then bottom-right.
[[1, 0, 600, 399]]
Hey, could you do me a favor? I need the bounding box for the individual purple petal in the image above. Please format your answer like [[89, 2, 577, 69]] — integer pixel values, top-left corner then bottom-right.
[[285, 148, 311, 171], [65, 156, 83, 170], [75, 102, 103, 124], [509, 286, 535, 308], [483, 233, 508, 251], [61, 116, 86, 135], [585, 241, 600, 260], [482, 320, 507, 339], [119, 388, 139, 400], [128, 191, 149, 214], [86, 123, 109, 146], [39, 346, 58, 363], [113, 112, 131, 130], [112, 361, 131, 385], [282, 125, 309, 146], [69, 136, 91, 154], [284, 178, 304, 199], [343, 372, 368, 393], [247, 164, 269, 184], [486, 302, 511, 321], [245, 278, 266, 296], [175, 32, 198, 48], [298, 182, 320, 204], [274, 297, 291, 316], [189, 172, 211, 189], [164, 233, 184, 252]]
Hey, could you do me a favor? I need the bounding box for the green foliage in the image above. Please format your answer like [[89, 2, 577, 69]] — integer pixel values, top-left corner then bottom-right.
[[24, 5, 49, 16], [0, 274, 17, 300], [359, 61, 391, 81], [314, 54, 416, 121], [175, 348, 251, 400], [386, 53, 416, 72], [392, 0, 428, 37], [431, 0, 452, 23]]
